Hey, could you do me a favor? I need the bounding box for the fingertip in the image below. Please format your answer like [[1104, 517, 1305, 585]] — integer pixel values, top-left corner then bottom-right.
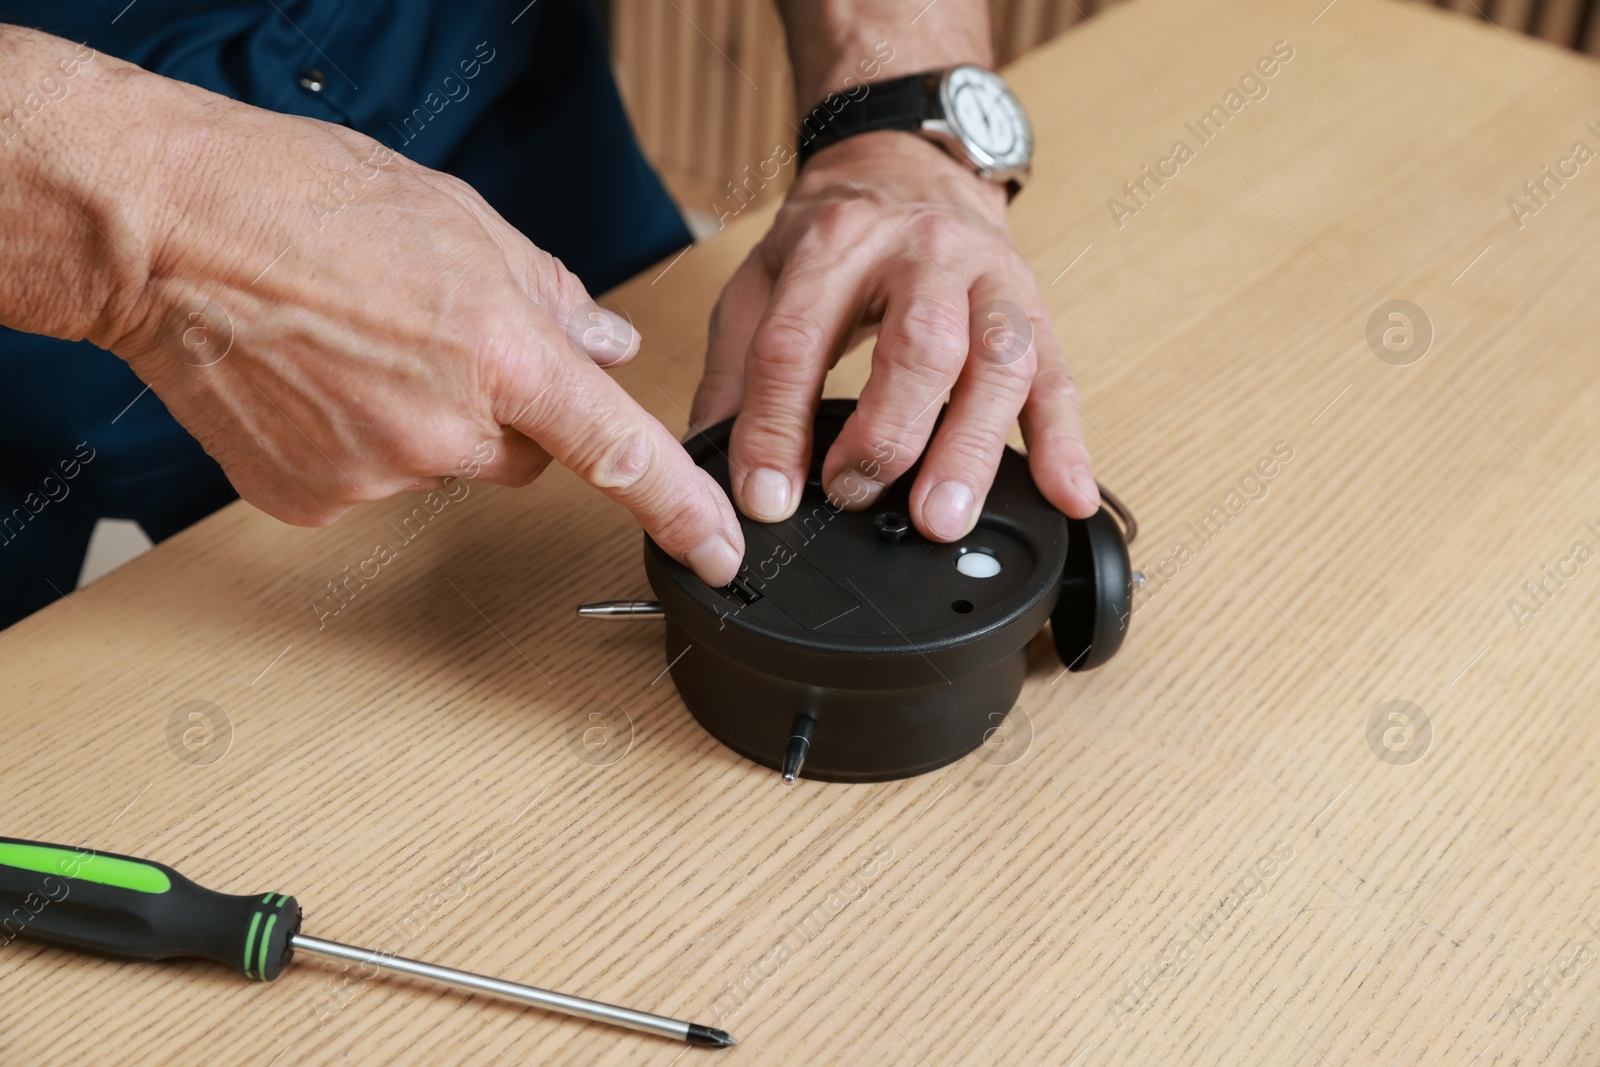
[[1030, 452, 1101, 519], [684, 533, 743, 587], [822, 468, 885, 512], [1020, 379, 1099, 519], [1068, 464, 1102, 518], [698, 467, 746, 554], [727, 409, 812, 524], [916, 479, 980, 542], [736, 465, 798, 523]]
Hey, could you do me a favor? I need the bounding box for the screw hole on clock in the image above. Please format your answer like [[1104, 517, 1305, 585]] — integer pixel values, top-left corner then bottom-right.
[[952, 599, 974, 614]]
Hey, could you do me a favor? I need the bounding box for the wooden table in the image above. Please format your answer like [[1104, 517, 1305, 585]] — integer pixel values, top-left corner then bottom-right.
[[8, 0, 1600, 1061]]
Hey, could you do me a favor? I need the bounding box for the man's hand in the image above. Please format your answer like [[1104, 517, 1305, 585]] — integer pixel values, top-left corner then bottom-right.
[[692, 130, 1099, 541], [0, 28, 744, 586]]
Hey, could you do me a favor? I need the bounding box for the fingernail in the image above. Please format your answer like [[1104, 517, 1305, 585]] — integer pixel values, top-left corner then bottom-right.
[[573, 304, 639, 367], [825, 472, 884, 510], [742, 467, 794, 521], [685, 534, 742, 585], [1071, 466, 1100, 511], [923, 481, 975, 540]]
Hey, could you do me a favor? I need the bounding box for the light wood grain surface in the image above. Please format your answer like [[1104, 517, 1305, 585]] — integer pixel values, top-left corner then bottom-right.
[[8, 0, 1600, 1062]]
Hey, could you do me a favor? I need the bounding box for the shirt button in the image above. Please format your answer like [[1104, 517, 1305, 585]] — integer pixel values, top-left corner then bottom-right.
[[298, 70, 327, 92]]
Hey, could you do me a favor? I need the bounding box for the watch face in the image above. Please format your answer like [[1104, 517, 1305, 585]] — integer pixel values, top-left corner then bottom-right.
[[942, 66, 1032, 173]]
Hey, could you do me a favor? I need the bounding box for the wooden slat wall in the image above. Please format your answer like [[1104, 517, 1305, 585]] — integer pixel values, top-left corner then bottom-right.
[[609, 0, 1600, 223], [610, 0, 793, 224]]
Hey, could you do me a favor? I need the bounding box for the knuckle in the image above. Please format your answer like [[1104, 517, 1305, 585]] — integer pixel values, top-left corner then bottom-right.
[[1024, 397, 1090, 460], [935, 423, 1005, 472], [751, 309, 828, 377], [547, 254, 591, 310], [1043, 368, 1084, 410], [809, 198, 876, 244], [1028, 429, 1090, 477], [982, 340, 1039, 386], [729, 409, 808, 464], [481, 312, 540, 376], [896, 299, 969, 365], [843, 412, 925, 477], [571, 422, 656, 492], [877, 343, 962, 404], [649, 477, 723, 549], [906, 210, 966, 260], [972, 299, 1039, 373]]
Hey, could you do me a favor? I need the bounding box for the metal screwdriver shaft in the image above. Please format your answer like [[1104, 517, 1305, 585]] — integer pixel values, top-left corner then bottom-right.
[[577, 600, 666, 619], [291, 935, 735, 1047]]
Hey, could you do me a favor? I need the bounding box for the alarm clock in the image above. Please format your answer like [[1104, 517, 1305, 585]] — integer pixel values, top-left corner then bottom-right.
[[583, 399, 1135, 782]]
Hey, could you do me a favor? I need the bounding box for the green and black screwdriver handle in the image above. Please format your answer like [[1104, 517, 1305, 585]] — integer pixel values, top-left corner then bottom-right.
[[0, 837, 301, 979], [0, 835, 737, 1048]]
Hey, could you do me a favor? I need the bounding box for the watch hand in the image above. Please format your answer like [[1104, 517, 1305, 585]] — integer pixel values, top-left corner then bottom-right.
[[977, 95, 994, 141]]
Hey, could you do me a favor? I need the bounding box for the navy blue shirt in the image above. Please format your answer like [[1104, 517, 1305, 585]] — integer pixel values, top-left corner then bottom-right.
[[0, 0, 692, 625]]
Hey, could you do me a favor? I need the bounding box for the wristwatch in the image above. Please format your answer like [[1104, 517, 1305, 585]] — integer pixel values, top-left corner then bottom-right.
[[795, 66, 1034, 197]]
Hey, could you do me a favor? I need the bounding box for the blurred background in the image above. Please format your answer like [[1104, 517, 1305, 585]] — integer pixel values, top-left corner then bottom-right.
[[601, 0, 1600, 234]]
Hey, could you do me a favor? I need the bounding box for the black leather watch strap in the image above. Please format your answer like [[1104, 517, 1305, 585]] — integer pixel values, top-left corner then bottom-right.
[[795, 72, 941, 169]]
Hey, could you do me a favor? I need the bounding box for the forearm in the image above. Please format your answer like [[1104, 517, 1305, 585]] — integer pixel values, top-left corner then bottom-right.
[[775, 0, 992, 114], [0, 25, 180, 347]]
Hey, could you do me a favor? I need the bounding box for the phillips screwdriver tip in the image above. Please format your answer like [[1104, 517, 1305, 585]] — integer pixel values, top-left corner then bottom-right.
[[780, 736, 808, 781], [780, 713, 815, 782], [686, 1024, 738, 1048]]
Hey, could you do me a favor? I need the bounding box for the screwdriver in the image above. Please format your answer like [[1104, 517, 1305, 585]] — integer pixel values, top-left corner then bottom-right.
[[576, 600, 665, 619], [0, 835, 737, 1049]]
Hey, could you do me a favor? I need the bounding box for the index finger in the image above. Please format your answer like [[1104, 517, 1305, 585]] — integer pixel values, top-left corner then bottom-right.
[[499, 339, 745, 587]]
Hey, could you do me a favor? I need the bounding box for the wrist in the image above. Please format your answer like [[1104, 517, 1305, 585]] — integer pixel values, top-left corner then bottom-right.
[[0, 37, 214, 353], [784, 10, 990, 118], [798, 130, 1009, 220], [97, 69, 360, 363], [0, 30, 180, 346], [100, 70, 281, 359]]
